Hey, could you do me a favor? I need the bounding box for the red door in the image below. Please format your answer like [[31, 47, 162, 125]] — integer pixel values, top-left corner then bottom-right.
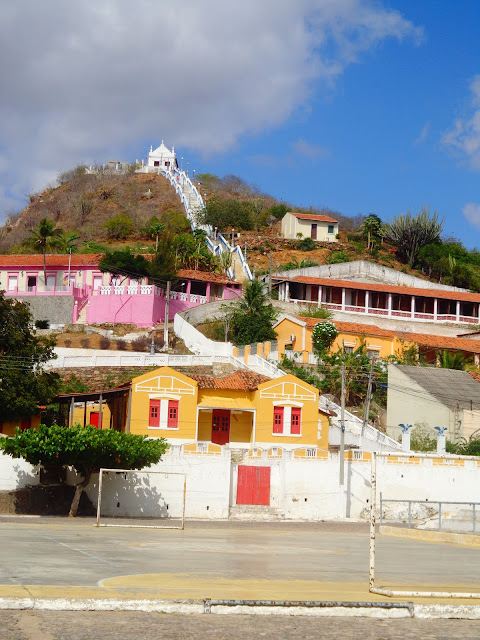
[[311, 223, 317, 240], [212, 409, 230, 445], [89, 412, 101, 429], [236, 465, 271, 505]]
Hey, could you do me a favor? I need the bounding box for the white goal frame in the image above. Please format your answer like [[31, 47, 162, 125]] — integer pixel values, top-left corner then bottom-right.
[[95, 468, 186, 530], [369, 451, 480, 599]]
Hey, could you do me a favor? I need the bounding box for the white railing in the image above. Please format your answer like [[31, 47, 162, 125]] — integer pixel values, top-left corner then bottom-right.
[[286, 298, 479, 325], [47, 349, 240, 369]]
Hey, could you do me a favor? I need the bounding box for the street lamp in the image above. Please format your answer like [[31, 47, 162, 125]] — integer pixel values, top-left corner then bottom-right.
[[181, 157, 183, 172], [187, 162, 189, 177]]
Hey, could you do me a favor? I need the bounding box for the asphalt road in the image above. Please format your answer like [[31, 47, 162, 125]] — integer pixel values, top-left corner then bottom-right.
[[1, 611, 479, 640]]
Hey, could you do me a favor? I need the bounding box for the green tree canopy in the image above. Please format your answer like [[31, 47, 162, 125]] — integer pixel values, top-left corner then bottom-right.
[[0, 424, 168, 516], [311, 321, 339, 356], [0, 292, 59, 422], [226, 280, 277, 345], [200, 196, 253, 231], [102, 214, 134, 240], [99, 234, 178, 284]]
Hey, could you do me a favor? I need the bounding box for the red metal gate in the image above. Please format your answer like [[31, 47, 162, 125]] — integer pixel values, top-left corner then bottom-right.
[[236, 465, 270, 505]]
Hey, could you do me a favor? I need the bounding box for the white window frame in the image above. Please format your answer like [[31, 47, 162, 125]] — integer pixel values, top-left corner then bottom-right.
[[272, 402, 303, 437]]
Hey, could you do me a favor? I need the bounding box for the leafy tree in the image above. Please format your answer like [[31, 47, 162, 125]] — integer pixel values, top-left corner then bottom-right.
[[99, 247, 150, 282], [102, 214, 134, 240], [268, 203, 289, 220], [24, 218, 64, 285], [317, 343, 384, 405], [200, 197, 253, 231], [142, 216, 165, 251], [0, 292, 59, 422], [384, 206, 444, 266], [173, 231, 219, 272], [0, 424, 168, 516], [361, 214, 384, 251], [311, 321, 339, 355], [226, 280, 277, 345], [99, 235, 178, 284]]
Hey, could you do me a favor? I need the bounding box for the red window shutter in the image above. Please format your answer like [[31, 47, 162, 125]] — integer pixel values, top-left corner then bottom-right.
[[149, 399, 160, 427], [291, 407, 301, 435], [167, 400, 179, 428], [273, 407, 284, 434]]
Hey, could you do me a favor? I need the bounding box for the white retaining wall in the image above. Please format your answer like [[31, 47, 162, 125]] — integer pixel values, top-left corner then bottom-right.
[[1, 450, 478, 521], [81, 448, 232, 520], [0, 452, 39, 490]]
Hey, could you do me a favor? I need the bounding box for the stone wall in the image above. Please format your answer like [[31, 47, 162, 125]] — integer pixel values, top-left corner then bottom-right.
[[15, 295, 74, 325], [59, 364, 235, 391]]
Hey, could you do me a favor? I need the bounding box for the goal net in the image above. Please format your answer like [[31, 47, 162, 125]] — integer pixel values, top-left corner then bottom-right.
[[96, 468, 186, 529], [369, 452, 480, 599]]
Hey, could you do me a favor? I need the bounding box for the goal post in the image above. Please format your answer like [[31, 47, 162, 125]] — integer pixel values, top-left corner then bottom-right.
[[95, 468, 186, 530], [369, 451, 480, 599]]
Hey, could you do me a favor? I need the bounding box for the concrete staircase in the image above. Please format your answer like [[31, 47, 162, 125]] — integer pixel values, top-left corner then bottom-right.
[[229, 504, 285, 521]]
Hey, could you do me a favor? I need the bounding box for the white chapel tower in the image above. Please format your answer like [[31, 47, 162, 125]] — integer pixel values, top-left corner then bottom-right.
[[147, 140, 177, 171]]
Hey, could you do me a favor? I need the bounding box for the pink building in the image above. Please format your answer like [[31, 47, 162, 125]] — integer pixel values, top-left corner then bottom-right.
[[0, 255, 241, 327]]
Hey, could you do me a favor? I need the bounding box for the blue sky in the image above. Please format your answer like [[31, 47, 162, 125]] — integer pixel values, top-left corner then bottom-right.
[[2, 1, 480, 247]]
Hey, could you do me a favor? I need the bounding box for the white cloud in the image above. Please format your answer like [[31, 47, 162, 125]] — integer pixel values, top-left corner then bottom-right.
[[463, 202, 480, 230], [443, 75, 480, 169], [292, 138, 329, 159], [413, 122, 430, 146], [0, 0, 421, 220]]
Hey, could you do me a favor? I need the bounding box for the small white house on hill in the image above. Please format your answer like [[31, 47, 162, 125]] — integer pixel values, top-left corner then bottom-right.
[[281, 212, 338, 242]]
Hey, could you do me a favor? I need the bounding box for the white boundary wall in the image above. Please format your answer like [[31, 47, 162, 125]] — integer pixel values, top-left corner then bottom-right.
[[1, 450, 478, 521], [0, 452, 39, 490], [81, 448, 232, 520]]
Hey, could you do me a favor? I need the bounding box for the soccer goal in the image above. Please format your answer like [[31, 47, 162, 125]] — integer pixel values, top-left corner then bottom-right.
[[96, 468, 186, 529], [369, 451, 480, 599]]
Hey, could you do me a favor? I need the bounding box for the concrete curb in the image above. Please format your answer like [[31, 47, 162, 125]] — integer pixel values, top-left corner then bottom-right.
[[379, 525, 480, 548], [0, 598, 479, 619]]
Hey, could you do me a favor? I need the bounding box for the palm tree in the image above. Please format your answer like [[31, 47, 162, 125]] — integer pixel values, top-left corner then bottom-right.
[[57, 231, 80, 254], [436, 349, 471, 371], [26, 218, 64, 286]]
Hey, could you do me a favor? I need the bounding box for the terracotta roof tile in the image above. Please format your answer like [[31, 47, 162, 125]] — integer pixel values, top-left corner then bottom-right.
[[0, 254, 102, 267], [177, 269, 240, 285], [0, 255, 241, 284], [289, 212, 338, 223], [274, 275, 480, 303], [295, 316, 480, 354], [189, 369, 270, 391], [468, 371, 480, 383]]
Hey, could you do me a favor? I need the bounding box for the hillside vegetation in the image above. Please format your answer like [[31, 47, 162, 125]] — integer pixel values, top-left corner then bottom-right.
[[3, 166, 480, 291]]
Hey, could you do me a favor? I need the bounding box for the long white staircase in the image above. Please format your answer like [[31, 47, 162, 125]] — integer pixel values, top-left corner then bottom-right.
[[147, 168, 253, 282]]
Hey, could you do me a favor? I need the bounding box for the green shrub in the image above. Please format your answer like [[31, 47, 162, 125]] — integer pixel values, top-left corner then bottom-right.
[[102, 214, 134, 240], [327, 250, 350, 264], [296, 237, 316, 251]]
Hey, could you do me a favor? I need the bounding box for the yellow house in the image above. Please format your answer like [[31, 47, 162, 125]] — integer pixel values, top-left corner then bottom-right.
[[54, 366, 330, 451], [128, 367, 329, 450], [274, 315, 414, 360], [0, 414, 42, 437]]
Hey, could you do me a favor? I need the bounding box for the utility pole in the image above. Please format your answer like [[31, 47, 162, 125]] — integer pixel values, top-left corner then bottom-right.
[[362, 356, 376, 437], [339, 364, 346, 518], [163, 281, 171, 350], [268, 251, 273, 294]]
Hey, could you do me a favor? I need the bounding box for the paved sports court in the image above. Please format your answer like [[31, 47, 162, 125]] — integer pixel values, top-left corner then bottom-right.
[[0, 517, 477, 605]]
